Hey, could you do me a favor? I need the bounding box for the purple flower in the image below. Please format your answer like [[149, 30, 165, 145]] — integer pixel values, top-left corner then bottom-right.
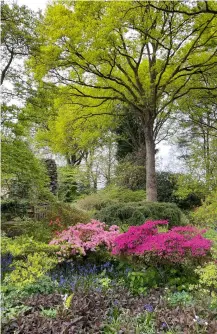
[[1, 253, 13, 274], [144, 304, 154, 312], [161, 322, 168, 330]]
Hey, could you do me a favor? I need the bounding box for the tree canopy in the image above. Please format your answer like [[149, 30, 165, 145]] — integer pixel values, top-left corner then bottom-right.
[[29, 0, 217, 201]]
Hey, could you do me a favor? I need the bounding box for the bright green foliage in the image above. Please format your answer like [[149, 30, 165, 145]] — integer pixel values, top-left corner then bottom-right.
[[34, 102, 115, 160], [98, 277, 112, 290], [175, 174, 207, 200], [196, 230, 217, 294], [63, 293, 74, 310], [192, 190, 217, 228], [1, 235, 59, 256], [195, 262, 217, 292], [1, 2, 49, 203], [31, 1, 217, 111], [104, 186, 146, 203], [28, 1, 217, 201], [1, 139, 51, 201], [5, 252, 58, 288]]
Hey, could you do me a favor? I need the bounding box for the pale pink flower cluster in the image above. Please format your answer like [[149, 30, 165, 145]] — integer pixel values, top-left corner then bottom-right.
[[49, 219, 120, 256]]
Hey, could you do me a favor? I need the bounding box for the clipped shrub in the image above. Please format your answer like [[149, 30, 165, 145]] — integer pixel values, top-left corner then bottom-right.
[[95, 202, 188, 228], [50, 219, 120, 257], [112, 221, 212, 265]]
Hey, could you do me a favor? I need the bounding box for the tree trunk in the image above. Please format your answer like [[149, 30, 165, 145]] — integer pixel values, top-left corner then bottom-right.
[[144, 124, 157, 202]]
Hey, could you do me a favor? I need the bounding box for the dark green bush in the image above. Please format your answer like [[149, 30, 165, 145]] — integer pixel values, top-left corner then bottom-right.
[[1, 201, 90, 239], [1, 199, 30, 222], [95, 202, 188, 228]]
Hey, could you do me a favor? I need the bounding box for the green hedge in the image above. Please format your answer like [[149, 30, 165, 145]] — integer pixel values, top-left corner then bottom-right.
[[95, 202, 188, 228]]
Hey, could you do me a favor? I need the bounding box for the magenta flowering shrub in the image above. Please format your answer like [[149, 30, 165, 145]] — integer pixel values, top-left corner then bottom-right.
[[112, 220, 212, 264], [49, 219, 120, 257]]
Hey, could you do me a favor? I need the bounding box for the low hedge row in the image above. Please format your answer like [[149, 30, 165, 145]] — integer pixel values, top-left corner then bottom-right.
[[95, 202, 188, 228]]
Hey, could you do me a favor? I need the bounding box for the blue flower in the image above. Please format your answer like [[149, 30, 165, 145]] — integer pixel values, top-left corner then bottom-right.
[[1, 253, 14, 274], [144, 304, 154, 312]]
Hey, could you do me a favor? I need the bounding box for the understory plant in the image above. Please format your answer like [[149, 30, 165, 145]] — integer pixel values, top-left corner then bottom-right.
[[4, 252, 58, 288], [103, 309, 156, 334], [195, 262, 217, 294], [2, 235, 59, 257], [50, 219, 120, 257]]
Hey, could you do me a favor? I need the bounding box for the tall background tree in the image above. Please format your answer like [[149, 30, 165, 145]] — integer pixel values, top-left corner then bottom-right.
[[1, 1, 50, 202], [28, 0, 217, 201]]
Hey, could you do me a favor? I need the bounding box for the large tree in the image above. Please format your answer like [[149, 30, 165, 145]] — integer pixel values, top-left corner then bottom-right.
[[1, 2, 50, 201], [30, 0, 217, 201]]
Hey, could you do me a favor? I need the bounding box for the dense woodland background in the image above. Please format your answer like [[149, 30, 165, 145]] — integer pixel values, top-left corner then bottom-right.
[[1, 1, 217, 333], [1, 0, 217, 224]]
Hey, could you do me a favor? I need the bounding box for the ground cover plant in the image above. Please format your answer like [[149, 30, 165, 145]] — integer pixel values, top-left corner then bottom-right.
[[2, 218, 217, 333]]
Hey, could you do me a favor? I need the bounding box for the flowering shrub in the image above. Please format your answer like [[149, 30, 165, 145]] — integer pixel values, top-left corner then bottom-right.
[[50, 220, 120, 257], [49, 217, 63, 228], [49, 217, 65, 235], [112, 220, 212, 264]]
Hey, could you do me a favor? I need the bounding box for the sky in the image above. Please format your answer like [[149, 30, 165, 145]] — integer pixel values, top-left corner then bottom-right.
[[17, 0, 48, 12], [16, 0, 182, 172]]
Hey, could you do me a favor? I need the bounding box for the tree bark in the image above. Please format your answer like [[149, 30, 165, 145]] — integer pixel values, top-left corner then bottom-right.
[[144, 123, 157, 202]]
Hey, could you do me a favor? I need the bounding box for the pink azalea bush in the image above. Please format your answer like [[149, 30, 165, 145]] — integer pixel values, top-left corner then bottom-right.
[[112, 220, 212, 264], [50, 219, 120, 257]]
